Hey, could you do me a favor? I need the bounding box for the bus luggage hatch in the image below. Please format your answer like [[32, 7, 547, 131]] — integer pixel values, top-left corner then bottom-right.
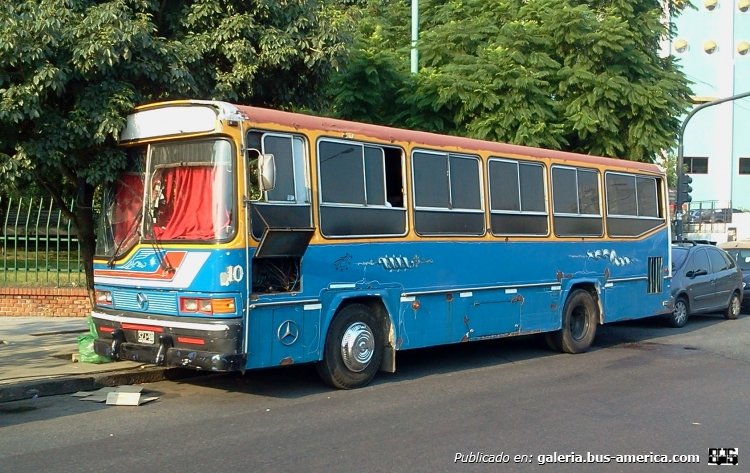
[[254, 227, 314, 259]]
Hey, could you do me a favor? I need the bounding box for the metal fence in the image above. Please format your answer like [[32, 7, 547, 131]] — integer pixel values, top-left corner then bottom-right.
[[683, 201, 734, 234], [0, 196, 85, 287]]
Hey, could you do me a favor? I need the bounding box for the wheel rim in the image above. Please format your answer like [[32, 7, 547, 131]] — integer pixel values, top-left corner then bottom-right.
[[340, 321, 375, 372], [730, 295, 740, 317], [674, 301, 687, 325], [570, 306, 589, 341]]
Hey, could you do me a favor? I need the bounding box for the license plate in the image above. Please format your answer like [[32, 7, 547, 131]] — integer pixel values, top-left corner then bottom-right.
[[137, 330, 155, 344]]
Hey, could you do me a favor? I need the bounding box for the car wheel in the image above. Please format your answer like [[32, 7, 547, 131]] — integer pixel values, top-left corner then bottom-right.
[[724, 292, 741, 320], [316, 303, 383, 389], [668, 297, 689, 328]]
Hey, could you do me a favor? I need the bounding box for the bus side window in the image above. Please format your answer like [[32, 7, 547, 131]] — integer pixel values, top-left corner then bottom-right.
[[246, 131, 312, 241], [317, 139, 406, 237], [246, 132, 262, 201], [246, 149, 261, 201], [262, 134, 299, 203], [384, 147, 404, 208], [552, 166, 602, 237], [604, 172, 665, 237], [488, 157, 548, 236], [412, 150, 484, 236]]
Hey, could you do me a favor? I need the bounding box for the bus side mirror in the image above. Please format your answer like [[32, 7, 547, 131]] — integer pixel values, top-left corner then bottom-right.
[[258, 153, 276, 192]]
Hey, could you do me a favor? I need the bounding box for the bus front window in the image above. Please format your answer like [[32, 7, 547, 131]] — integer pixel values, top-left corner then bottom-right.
[[95, 147, 145, 258], [144, 139, 235, 242]]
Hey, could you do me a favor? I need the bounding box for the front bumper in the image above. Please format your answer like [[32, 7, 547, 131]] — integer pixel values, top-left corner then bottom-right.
[[93, 338, 245, 371], [92, 310, 245, 372]]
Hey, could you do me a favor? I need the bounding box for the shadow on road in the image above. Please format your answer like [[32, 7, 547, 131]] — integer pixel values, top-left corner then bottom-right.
[[1, 309, 743, 431], [168, 311, 744, 398], [596, 311, 731, 348]]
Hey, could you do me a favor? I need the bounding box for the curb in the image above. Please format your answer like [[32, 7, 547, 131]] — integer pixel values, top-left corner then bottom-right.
[[0, 367, 206, 404]]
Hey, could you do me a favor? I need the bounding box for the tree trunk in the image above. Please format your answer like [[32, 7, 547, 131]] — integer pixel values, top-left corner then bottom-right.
[[73, 179, 97, 299], [34, 169, 97, 301]]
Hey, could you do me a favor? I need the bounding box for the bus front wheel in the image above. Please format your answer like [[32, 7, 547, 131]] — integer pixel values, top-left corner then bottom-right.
[[316, 303, 384, 389], [550, 289, 598, 354]]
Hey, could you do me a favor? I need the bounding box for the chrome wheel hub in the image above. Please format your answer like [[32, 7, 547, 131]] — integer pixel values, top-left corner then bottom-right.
[[674, 302, 687, 324], [340, 322, 375, 372], [731, 297, 740, 316]]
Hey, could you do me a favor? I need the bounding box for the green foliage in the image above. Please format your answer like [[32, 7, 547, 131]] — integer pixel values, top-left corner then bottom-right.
[[321, 1, 412, 125], [1, 0, 348, 189], [0, 0, 349, 288], [658, 151, 678, 189], [325, 0, 692, 163]]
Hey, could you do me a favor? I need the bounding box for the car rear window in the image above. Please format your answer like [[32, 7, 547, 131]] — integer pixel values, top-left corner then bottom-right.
[[672, 247, 688, 270], [726, 249, 750, 271]]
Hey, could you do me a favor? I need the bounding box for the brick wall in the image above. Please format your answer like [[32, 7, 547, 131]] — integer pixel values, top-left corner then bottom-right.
[[0, 288, 91, 317]]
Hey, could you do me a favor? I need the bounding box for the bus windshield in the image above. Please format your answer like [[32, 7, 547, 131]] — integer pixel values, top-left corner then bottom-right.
[[95, 147, 145, 258], [95, 139, 235, 258]]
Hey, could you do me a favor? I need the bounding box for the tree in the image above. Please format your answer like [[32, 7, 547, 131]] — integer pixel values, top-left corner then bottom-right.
[[326, 0, 692, 163], [657, 152, 678, 190], [0, 0, 349, 292], [323, 1, 412, 126]]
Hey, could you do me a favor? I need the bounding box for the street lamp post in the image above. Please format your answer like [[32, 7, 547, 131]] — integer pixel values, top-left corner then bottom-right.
[[674, 90, 750, 241], [411, 0, 418, 74]]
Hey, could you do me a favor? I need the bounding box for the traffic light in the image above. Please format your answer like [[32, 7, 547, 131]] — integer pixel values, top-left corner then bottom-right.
[[679, 174, 693, 203]]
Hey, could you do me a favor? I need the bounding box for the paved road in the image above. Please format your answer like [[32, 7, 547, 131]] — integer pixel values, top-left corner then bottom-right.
[[2, 312, 749, 473]]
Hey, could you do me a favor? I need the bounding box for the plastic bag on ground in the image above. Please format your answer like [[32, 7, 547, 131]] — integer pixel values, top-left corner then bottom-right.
[[77, 316, 112, 364]]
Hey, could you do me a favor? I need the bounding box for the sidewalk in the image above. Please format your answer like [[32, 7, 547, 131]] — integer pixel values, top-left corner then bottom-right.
[[0, 316, 191, 403]]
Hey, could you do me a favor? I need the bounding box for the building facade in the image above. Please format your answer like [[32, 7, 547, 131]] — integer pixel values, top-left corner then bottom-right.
[[669, 0, 750, 210]]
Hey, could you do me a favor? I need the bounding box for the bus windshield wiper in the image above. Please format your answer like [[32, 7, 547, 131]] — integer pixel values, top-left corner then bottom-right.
[[107, 210, 142, 268], [146, 219, 175, 273]]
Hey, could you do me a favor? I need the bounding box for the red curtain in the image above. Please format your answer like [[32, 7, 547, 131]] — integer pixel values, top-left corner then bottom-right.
[[152, 167, 227, 240], [113, 173, 144, 243]]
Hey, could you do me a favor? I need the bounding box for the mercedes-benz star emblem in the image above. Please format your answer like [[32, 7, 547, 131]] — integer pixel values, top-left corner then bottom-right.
[[277, 320, 299, 346], [136, 293, 149, 310]]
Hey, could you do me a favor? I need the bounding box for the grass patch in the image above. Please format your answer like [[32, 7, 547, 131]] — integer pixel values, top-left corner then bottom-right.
[[1, 249, 85, 287], [0, 270, 85, 288]]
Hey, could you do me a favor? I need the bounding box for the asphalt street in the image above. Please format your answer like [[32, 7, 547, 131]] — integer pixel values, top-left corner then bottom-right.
[[1, 312, 749, 473]]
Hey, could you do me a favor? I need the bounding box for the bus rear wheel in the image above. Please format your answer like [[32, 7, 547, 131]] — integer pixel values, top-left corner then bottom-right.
[[316, 303, 383, 389], [550, 289, 598, 354]]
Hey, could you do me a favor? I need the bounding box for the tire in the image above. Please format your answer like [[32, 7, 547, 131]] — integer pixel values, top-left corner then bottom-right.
[[724, 292, 741, 320], [667, 296, 689, 328], [316, 303, 384, 389], [549, 289, 598, 354], [543, 332, 561, 352]]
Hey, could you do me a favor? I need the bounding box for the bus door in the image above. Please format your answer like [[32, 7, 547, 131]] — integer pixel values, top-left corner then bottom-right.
[[244, 130, 313, 282]]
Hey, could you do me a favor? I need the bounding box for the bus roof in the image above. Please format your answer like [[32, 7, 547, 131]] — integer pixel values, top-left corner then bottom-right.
[[129, 100, 662, 174], [235, 104, 661, 174]]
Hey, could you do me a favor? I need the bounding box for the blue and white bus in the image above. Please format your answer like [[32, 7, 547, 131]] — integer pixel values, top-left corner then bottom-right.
[[92, 100, 672, 388]]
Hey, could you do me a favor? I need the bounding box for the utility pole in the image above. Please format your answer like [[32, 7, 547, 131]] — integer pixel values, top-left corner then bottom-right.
[[411, 0, 419, 74], [674, 90, 750, 241]]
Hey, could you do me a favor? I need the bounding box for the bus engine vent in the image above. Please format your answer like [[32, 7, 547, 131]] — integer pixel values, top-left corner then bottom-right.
[[647, 256, 663, 294]]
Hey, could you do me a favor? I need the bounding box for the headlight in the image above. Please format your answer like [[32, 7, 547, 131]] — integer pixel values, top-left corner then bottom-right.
[[180, 297, 236, 315], [95, 290, 112, 305]]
